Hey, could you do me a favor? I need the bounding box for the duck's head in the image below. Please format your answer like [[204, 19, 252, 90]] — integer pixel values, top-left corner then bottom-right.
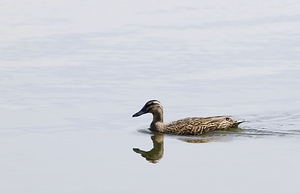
[[221, 116, 244, 128], [132, 100, 163, 117]]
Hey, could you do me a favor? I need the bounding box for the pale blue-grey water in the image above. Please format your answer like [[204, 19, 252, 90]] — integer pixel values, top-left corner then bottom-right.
[[1, 0, 300, 192]]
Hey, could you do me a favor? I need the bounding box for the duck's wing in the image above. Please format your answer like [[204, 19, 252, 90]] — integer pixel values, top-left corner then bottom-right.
[[165, 116, 227, 135]]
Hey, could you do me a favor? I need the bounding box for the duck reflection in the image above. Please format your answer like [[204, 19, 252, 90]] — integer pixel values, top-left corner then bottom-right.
[[133, 133, 164, 164], [133, 133, 216, 164], [133, 129, 243, 163]]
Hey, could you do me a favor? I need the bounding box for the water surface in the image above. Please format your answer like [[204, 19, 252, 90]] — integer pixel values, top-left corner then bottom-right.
[[0, 0, 300, 192]]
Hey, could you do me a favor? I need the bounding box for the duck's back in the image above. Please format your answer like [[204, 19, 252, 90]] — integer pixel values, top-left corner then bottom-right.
[[164, 116, 233, 135]]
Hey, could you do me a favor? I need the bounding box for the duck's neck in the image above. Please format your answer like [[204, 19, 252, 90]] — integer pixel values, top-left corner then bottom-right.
[[150, 109, 164, 132], [152, 112, 163, 123]]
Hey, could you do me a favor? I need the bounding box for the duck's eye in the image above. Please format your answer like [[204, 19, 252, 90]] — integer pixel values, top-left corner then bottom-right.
[[225, 117, 230, 121]]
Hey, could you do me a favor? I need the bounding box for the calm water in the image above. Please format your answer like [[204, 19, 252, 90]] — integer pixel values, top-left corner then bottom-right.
[[1, 0, 300, 192]]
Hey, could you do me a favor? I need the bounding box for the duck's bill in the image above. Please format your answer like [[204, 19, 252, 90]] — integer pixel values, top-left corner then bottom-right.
[[233, 120, 245, 127], [132, 109, 146, 117]]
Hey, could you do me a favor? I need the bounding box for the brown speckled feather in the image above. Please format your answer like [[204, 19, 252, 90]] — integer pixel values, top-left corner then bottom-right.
[[164, 116, 236, 135]]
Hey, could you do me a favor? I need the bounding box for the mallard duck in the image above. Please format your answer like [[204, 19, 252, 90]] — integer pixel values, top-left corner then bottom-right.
[[132, 100, 243, 135]]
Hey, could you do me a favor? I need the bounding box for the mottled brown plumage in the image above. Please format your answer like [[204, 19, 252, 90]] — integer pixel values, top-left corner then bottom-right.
[[132, 100, 243, 135]]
